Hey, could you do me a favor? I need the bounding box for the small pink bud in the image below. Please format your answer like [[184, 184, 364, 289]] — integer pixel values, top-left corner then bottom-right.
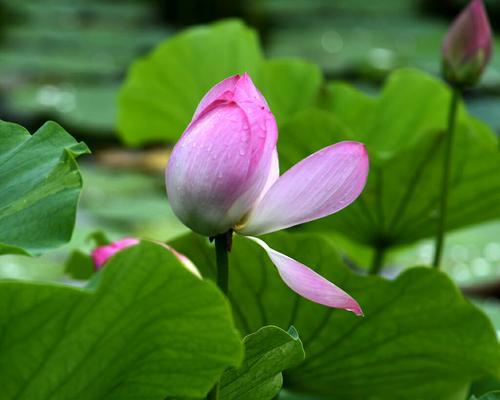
[[91, 237, 200, 277], [92, 237, 139, 269], [166, 74, 278, 237], [442, 0, 493, 87]]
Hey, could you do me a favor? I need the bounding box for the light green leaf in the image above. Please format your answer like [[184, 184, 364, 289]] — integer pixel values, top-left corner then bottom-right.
[[118, 19, 262, 145], [172, 232, 500, 400], [0, 241, 242, 400], [220, 326, 305, 400], [258, 59, 322, 124], [118, 19, 322, 146], [279, 69, 500, 249], [0, 120, 89, 255]]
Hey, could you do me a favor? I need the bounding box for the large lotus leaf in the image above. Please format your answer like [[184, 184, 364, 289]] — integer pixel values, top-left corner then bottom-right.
[[0, 120, 89, 255], [172, 232, 500, 400], [278, 69, 500, 248], [117, 19, 322, 145], [0, 241, 242, 400]]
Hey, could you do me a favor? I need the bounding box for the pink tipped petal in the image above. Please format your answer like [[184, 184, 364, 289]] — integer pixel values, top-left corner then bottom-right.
[[239, 141, 369, 236], [233, 73, 270, 108], [192, 75, 241, 121], [248, 237, 362, 315], [192, 73, 269, 123], [91, 237, 140, 270]]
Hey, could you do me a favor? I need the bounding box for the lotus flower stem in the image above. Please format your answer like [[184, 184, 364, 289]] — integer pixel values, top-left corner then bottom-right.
[[433, 88, 460, 268], [213, 231, 232, 295], [208, 231, 232, 400]]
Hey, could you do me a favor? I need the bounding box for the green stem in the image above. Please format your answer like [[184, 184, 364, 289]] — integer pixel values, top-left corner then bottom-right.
[[214, 232, 231, 294], [433, 88, 460, 268], [369, 244, 386, 275], [207, 231, 232, 399]]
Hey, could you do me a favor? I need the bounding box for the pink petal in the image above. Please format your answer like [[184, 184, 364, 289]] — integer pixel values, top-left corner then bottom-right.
[[92, 237, 140, 270], [239, 141, 369, 236], [91, 238, 201, 278], [167, 74, 277, 237], [192, 75, 240, 121], [247, 237, 362, 315], [192, 73, 269, 126], [258, 149, 280, 201]]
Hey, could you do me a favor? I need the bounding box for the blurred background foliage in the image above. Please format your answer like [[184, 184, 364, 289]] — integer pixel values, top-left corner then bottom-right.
[[0, 0, 499, 313]]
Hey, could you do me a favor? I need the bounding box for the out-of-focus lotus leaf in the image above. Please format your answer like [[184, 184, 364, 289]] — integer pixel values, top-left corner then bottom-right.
[[279, 69, 500, 250], [117, 20, 322, 146]]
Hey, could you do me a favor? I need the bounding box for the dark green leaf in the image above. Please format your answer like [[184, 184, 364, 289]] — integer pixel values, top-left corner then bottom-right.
[[0, 241, 242, 399], [172, 232, 500, 400], [0, 120, 89, 255], [220, 325, 305, 400]]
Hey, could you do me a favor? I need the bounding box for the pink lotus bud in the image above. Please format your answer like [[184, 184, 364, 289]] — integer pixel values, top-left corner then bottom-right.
[[166, 73, 278, 237], [442, 0, 492, 87], [166, 73, 370, 314], [91, 237, 201, 277]]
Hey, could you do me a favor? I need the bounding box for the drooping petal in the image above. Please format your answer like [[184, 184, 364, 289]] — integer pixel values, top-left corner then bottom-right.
[[167, 74, 277, 237], [239, 141, 369, 236], [247, 236, 362, 315]]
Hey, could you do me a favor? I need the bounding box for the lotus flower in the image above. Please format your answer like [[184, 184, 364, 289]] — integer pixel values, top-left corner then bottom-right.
[[92, 237, 200, 277], [166, 74, 369, 315], [442, 0, 492, 86]]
